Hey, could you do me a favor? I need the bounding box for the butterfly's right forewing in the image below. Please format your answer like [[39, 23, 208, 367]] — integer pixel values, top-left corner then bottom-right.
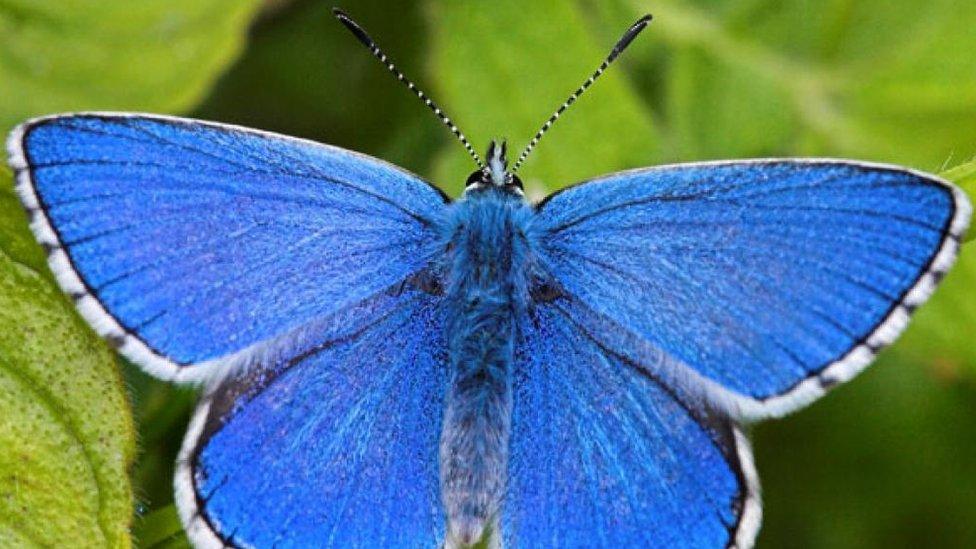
[[9, 113, 449, 383]]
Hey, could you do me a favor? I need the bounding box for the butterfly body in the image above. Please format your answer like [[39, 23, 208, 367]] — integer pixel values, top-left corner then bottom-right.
[[439, 185, 535, 544]]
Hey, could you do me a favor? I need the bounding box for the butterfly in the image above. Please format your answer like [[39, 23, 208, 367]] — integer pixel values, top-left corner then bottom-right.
[[5, 8, 971, 549]]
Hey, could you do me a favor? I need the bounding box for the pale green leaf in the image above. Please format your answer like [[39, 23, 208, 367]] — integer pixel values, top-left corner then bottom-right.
[[0, 167, 135, 548], [942, 160, 976, 211], [0, 169, 45, 274], [943, 159, 976, 243]]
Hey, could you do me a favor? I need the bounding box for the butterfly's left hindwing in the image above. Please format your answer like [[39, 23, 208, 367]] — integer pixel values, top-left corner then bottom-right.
[[504, 302, 759, 548], [535, 160, 970, 419], [7, 113, 448, 383], [178, 287, 448, 548]]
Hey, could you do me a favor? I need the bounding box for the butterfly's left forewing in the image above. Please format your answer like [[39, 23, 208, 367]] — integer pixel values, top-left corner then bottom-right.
[[179, 285, 448, 547]]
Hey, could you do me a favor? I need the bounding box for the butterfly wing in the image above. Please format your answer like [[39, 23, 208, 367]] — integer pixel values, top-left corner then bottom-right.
[[504, 300, 759, 548], [7, 113, 448, 382], [177, 285, 447, 548], [534, 160, 970, 419]]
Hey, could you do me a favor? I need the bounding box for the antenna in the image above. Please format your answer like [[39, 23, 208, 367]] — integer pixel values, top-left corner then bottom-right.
[[511, 14, 653, 174], [332, 8, 485, 169]]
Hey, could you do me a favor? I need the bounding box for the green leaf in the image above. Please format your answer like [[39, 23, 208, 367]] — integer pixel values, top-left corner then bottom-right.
[[133, 505, 189, 549], [428, 0, 660, 196], [0, 170, 135, 547], [0, 168, 46, 274], [611, 0, 976, 169], [0, 0, 262, 137]]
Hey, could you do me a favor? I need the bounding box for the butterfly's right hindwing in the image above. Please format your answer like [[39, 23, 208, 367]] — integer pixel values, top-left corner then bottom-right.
[[504, 300, 759, 548], [177, 287, 449, 548]]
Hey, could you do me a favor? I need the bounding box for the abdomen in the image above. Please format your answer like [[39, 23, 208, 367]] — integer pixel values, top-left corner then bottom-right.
[[439, 196, 526, 547]]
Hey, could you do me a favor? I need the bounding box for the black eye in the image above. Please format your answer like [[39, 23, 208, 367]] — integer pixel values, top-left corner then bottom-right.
[[465, 170, 486, 187], [507, 174, 524, 190]]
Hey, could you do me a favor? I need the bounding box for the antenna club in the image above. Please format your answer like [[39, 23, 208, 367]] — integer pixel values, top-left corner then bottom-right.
[[613, 14, 654, 57], [332, 8, 375, 48]]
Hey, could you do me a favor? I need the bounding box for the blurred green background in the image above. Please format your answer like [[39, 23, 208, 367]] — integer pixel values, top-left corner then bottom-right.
[[1, 0, 976, 547]]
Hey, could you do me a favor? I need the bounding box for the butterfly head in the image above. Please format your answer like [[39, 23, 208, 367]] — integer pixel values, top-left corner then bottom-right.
[[465, 140, 524, 195]]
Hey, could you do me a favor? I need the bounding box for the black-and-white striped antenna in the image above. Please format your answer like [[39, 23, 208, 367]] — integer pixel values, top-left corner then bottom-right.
[[333, 8, 485, 169], [511, 14, 652, 174]]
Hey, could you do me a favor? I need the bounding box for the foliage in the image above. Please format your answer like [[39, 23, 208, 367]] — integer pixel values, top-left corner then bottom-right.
[[610, 0, 976, 168], [1, 0, 974, 547], [0, 0, 261, 138]]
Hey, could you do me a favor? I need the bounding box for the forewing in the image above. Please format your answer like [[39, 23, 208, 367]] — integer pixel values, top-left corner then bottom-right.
[[177, 286, 447, 548], [7, 113, 448, 382], [534, 160, 970, 418], [504, 303, 758, 548]]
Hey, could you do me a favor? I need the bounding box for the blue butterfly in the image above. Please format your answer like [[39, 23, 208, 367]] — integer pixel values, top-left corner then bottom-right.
[[5, 9, 971, 549]]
